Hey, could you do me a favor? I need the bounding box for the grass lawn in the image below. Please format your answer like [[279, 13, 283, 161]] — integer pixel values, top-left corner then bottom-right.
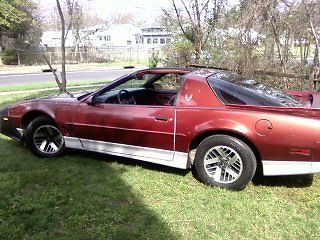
[[0, 61, 148, 74], [0, 79, 108, 93], [1, 90, 320, 239]]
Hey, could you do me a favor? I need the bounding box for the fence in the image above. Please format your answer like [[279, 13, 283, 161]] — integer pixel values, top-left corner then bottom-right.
[[14, 46, 160, 66]]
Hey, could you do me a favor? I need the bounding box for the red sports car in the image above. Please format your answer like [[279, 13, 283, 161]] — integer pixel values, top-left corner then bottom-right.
[[1, 67, 320, 190]]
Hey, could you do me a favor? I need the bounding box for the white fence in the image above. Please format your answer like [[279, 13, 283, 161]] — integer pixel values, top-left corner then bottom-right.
[[15, 46, 161, 65]]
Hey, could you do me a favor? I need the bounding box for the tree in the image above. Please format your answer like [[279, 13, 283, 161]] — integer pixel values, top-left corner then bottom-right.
[[302, 0, 320, 82], [42, 0, 76, 93], [0, 0, 36, 64], [220, 1, 263, 73], [109, 13, 134, 25], [72, 2, 84, 62], [165, 0, 224, 62]]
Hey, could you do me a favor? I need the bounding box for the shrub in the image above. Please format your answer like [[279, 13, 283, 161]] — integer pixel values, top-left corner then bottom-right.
[[2, 49, 18, 65], [148, 52, 160, 68], [162, 39, 195, 67]]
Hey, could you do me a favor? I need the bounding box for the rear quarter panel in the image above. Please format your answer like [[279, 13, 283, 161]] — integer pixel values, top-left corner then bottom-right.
[[176, 72, 320, 162], [176, 106, 320, 162]]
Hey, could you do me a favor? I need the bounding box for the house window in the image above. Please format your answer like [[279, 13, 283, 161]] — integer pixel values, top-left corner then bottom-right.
[[153, 38, 158, 44], [99, 36, 102, 41], [160, 38, 165, 44], [147, 38, 151, 44], [127, 40, 132, 45], [107, 35, 111, 41], [104, 36, 107, 41], [166, 38, 171, 44]]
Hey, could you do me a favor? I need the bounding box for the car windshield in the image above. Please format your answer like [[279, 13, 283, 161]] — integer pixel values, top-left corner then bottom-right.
[[208, 72, 307, 107]]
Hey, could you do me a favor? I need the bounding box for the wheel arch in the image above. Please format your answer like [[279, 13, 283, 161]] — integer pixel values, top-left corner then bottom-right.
[[189, 129, 262, 173], [22, 111, 55, 129]]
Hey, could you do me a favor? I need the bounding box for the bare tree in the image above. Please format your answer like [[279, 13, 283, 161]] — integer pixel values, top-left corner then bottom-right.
[[302, 0, 320, 83], [167, 0, 224, 62], [57, 0, 67, 92], [43, 0, 75, 93], [262, 0, 298, 74]]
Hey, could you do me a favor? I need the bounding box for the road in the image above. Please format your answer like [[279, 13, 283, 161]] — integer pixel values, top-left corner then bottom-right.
[[0, 68, 137, 87]]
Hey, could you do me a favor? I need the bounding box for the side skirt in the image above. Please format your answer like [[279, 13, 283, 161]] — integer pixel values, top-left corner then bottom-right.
[[64, 136, 189, 169], [262, 160, 320, 176]]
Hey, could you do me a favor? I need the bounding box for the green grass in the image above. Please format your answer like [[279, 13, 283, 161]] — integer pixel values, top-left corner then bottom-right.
[[0, 61, 148, 74], [1, 92, 320, 239], [0, 79, 109, 93]]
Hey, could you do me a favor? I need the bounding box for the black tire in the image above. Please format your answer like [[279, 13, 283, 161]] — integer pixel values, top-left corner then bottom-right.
[[25, 116, 66, 158], [194, 135, 256, 191]]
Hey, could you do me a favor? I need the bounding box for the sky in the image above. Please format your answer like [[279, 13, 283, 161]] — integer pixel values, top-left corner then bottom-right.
[[35, 0, 239, 26], [35, 0, 173, 25]]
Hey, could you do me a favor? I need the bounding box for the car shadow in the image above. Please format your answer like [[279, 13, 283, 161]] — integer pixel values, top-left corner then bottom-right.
[[6, 140, 315, 190], [252, 173, 314, 188], [71, 150, 315, 189], [0, 137, 181, 239], [70, 149, 189, 177]]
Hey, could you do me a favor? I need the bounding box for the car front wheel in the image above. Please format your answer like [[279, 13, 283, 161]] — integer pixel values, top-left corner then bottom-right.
[[194, 135, 257, 191], [25, 116, 66, 157]]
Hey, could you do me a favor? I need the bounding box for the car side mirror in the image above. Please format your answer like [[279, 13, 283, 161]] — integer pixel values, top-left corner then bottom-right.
[[153, 83, 162, 90], [87, 96, 97, 106], [135, 73, 144, 80]]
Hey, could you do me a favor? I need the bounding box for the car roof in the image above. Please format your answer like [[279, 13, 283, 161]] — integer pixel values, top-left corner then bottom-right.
[[131, 67, 222, 79]]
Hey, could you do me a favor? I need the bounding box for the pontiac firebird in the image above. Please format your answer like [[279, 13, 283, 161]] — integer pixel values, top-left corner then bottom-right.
[[1, 67, 320, 190]]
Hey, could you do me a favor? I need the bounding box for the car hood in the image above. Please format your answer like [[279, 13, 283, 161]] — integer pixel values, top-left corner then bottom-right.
[[37, 91, 89, 100], [20, 91, 90, 104], [8, 91, 89, 109]]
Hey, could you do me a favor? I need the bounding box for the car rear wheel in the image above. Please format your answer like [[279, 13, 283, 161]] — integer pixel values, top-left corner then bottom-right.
[[194, 135, 256, 191], [25, 116, 65, 157]]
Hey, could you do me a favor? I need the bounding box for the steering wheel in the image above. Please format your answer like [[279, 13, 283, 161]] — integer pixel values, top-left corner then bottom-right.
[[117, 89, 136, 105]]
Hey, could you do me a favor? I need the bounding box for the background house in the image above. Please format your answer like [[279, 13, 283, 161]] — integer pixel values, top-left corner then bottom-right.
[[40, 24, 173, 63]]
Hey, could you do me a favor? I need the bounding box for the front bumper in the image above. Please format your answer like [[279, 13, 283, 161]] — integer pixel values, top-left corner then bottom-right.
[[0, 107, 23, 141]]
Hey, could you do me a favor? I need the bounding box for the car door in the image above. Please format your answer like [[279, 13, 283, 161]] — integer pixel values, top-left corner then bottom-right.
[[72, 100, 175, 162], [70, 72, 188, 162]]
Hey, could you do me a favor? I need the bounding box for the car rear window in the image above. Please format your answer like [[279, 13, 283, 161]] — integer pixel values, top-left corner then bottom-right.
[[208, 72, 306, 107]]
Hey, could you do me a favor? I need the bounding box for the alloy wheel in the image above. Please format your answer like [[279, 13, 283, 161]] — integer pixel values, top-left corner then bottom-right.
[[203, 145, 243, 184], [33, 125, 64, 154]]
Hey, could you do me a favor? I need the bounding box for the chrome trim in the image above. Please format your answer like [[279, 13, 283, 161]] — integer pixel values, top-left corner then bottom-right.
[[16, 128, 23, 137], [82, 138, 175, 160], [64, 137, 188, 169], [311, 162, 320, 173], [262, 160, 320, 176], [64, 136, 83, 149]]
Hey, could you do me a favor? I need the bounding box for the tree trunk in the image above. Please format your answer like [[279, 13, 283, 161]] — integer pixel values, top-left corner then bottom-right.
[[264, 30, 275, 63], [194, 43, 201, 62], [303, 0, 319, 89], [56, 0, 67, 93], [0, 31, 3, 65]]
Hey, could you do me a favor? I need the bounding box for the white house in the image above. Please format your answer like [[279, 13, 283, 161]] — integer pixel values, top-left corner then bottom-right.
[[41, 24, 173, 49], [82, 24, 142, 48], [40, 30, 74, 48], [140, 26, 172, 47]]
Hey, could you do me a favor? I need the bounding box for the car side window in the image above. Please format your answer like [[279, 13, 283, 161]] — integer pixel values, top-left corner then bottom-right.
[[112, 74, 156, 90], [153, 74, 183, 91]]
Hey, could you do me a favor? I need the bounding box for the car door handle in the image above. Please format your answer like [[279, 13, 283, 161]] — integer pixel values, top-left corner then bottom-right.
[[155, 116, 169, 121]]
